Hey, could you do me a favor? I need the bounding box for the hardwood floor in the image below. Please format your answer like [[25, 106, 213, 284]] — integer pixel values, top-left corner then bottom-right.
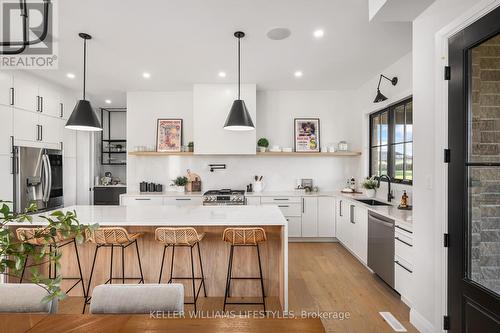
[[59, 242, 418, 332]]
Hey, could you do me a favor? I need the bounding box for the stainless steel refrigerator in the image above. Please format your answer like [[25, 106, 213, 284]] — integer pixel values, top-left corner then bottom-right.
[[13, 146, 63, 213]]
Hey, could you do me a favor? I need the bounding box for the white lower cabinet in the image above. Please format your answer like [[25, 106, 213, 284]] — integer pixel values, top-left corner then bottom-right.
[[121, 196, 164, 206], [336, 199, 348, 244], [246, 196, 261, 205], [286, 216, 302, 237], [394, 225, 413, 305], [336, 199, 368, 264], [318, 196, 335, 237], [262, 196, 302, 237], [164, 197, 202, 206], [301, 197, 318, 237]]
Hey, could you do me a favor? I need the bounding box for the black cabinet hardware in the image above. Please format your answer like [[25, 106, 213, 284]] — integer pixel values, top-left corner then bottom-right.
[[278, 205, 289, 208], [444, 148, 450, 163], [60, 103, 63, 118], [350, 205, 355, 224], [395, 260, 412, 273], [302, 198, 305, 213], [443, 233, 450, 248], [175, 198, 191, 201], [444, 66, 451, 80], [134, 198, 151, 201], [395, 237, 412, 247], [339, 200, 342, 217], [39, 124, 42, 141], [395, 225, 412, 234], [10, 88, 14, 105], [40, 96, 43, 112], [273, 198, 289, 201]]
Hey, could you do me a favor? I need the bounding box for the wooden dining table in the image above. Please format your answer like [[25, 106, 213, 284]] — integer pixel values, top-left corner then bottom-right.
[[0, 314, 326, 333]]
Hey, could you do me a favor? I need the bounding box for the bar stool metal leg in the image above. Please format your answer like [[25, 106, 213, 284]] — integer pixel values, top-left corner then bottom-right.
[[109, 245, 114, 284], [190, 245, 197, 313], [256, 244, 266, 311], [19, 254, 28, 283], [134, 240, 144, 283], [158, 245, 167, 283], [223, 245, 234, 311], [168, 245, 175, 284], [196, 242, 207, 297], [73, 239, 86, 297], [83, 245, 100, 314], [121, 245, 125, 284]]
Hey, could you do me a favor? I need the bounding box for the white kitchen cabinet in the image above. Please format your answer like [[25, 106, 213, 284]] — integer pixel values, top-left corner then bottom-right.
[[246, 196, 261, 205], [318, 196, 335, 237], [13, 109, 38, 142], [286, 216, 302, 237], [38, 85, 62, 118], [63, 157, 77, 206], [0, 155, 13, 201], [395, 255, 413, 304], [63, 128, 77, 158], [164, 197, 202, 206], [12, 76, 39, 112], [351, 204, 368, 264], [193, 84, 256, 155], [301, 197, 318, 237], [0, 105, 13, 154], [0, 72, 13, 106], [38, 114, 63, 145], [121, 196, 164, 206], [336, 198, 349, 245]]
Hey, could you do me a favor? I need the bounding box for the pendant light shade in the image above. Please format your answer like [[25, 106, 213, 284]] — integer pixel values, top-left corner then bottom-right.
[[66, 33, 102, 131], [224, 31, 255, 131], [373, 89, 388, 103]]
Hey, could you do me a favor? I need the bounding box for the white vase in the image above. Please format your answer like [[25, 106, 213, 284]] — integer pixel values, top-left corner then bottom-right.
[[365, 189, 376, 198], [176, 186, 185, 192], [258, 147, 266, 152]]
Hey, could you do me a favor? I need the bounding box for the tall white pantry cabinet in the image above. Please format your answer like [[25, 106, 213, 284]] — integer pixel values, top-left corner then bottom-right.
[[0, 71, 79, 206]]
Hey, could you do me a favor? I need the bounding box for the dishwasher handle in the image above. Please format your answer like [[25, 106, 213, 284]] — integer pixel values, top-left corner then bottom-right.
[[368, 214, 394, 228]]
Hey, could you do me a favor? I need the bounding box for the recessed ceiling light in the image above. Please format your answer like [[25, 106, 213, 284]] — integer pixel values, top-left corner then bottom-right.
[[142, 72, 151, 79], [66, 73, 75, 79], [105, 99, 112, 104], [267, 27, 292, 40], [294, 71, 303, 78], [218, 71, 227, 78], [313, 29, 324, 39]]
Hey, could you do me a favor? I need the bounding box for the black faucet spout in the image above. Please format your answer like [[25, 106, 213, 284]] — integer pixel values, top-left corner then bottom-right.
[[375, 174, 394, 202]]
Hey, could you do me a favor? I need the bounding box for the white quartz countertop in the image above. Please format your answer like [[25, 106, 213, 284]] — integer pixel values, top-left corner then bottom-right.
[[122, 192, 203, 197], [20, 205, 287, 227], [94, 184, 127, 188]]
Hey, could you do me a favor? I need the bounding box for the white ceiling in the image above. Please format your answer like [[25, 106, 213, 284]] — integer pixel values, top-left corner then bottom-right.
[[30, 0, 412, 107]]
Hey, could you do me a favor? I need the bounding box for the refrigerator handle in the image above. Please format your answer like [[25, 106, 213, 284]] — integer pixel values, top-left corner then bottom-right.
[[42, 155, 50, 203], [46, 155, 52, 202]]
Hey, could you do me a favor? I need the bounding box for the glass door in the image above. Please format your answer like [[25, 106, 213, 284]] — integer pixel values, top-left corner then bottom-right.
[[448, 6, 500, 333]]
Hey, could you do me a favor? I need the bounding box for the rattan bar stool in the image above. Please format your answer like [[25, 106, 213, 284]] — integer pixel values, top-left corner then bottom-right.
[[16, 228, 85, 296], [222, 227, 267, 312], [83, 227, 144, 313], [155, 227, 207, 313]]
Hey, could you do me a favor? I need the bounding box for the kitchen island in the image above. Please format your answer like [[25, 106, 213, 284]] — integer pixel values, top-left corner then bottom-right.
[[12, 205, 288, 311]]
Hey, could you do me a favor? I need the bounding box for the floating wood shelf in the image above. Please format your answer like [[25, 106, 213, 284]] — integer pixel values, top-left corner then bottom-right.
[[128, 151, 361, 157]]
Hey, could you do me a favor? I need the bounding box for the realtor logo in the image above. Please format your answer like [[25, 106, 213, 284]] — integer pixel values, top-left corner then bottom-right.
[[0, 0, 58, 69]]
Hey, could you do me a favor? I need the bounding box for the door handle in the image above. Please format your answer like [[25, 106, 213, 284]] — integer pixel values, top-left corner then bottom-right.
[[339, 200, 342, 217], [60, 103, 63, 118], [395, 237, 413, 247], [36, 125, 40, 141], [302, 198, 305, 213], [39, 125, 43, 141], [40, 96, 43, 112], [36, 96, 40, 112]]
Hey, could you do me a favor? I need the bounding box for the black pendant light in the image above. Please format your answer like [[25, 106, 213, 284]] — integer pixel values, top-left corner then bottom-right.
[[65, 33, 102, 131], [373, 74, 398, 103], [224, 31, 255, 131]]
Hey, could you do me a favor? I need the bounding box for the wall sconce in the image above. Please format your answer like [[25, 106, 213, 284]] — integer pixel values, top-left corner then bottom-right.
[[374, 75, 398, 103]]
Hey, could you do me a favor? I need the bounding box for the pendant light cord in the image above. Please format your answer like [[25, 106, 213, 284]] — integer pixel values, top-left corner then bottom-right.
[[83, 37, 87, 100], [237, 35, 241, 100]]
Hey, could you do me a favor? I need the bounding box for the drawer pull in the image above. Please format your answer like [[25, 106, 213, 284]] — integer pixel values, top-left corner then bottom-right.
[[395, 237, 412, 247], [395, 260, 413, 273], [175, 198, 191, 201], [134, 198, 151, 201], [273, 198, 289, 201], [395, 225, 413, 234], [278, 205, 289, 208]]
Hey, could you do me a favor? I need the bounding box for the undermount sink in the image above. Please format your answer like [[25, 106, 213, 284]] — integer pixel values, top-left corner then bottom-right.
[[354, 199, 391, 206]]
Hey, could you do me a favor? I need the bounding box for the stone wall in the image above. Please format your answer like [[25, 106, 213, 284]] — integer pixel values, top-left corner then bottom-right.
[[470, 32, 500, 295]]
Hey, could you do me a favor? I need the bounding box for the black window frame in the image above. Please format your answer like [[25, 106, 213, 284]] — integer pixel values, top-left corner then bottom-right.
[[369, 97, 413, 185]]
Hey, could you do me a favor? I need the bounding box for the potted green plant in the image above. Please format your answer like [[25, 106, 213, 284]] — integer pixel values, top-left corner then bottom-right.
[[362, 176, 378, 198], [187, 141, 194, 152], [0, 201, 97, 302], [172, 176, 188, 192], [257, 138, 269, 153]]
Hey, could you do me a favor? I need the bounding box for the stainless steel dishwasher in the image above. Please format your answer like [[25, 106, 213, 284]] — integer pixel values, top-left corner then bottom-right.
[[367, 211, 395, 288]]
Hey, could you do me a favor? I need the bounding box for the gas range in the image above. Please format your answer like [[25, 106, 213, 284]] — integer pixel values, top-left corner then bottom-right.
[[202, 189, 246, 206]]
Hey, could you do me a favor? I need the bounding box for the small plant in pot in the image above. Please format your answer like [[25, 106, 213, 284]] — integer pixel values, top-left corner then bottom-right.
[[173, 176, 188, 192], [187, 141, 194, 152], [362, 176, 378, 198], [257, 138, 269, 153]]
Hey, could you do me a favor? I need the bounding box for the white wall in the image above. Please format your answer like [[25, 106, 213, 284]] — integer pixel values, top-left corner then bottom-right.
[[411, 1, 495, 332], [127, 89, 361, 193], [355, 52, 413, 203]]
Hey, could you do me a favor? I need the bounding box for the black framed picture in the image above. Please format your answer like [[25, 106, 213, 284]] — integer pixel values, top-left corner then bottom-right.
[[294, 118, 320, 152]]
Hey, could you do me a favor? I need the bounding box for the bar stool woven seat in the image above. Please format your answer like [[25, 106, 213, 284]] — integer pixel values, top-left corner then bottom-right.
[[16, 228, 68, 245], [155, 227, 207, 313], [85, 227, 142, 245], [15, 228, 86, 303], [222, 227, 267, 245], [155, 227, 205, 246]]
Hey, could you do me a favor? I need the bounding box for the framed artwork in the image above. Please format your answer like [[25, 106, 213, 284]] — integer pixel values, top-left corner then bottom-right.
[[156, 119, 183, 152], [294, 118, 320, 152]]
